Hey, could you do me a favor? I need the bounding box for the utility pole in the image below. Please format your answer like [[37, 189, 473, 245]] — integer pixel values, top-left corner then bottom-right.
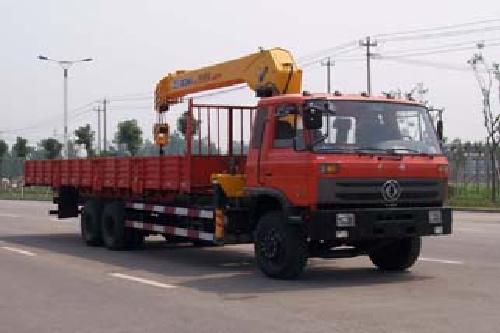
[[359, 36, 378, 95], [415, 82, 428, 104], [103, 98, 108, 153], [94, 105, 102, 155], [63, 68, 69, 156], [320, 57, 334, 93]]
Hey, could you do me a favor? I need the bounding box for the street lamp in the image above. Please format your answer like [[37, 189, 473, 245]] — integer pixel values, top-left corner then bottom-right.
[[38, 55, 93, 158]]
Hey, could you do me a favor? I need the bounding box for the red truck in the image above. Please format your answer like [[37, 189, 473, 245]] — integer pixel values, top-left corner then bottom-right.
[[25, 48, 452, 279]]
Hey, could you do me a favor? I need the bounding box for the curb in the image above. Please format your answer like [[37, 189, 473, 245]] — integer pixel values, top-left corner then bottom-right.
[[451, 207, 500, 213]]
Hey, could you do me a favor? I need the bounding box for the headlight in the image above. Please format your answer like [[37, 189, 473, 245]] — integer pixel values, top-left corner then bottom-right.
[[429, 210, 442, 224], [336, 213, 355, 227]]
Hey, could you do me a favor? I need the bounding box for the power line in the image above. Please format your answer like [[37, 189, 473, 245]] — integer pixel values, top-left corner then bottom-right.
[[374, 18, 500, 38], [190, 85, 248, 99], [0, 100, 97, 134], [297, 40, 358, 63], [298, 19, 500, 68], [108, 95, 153, 102], [108, 92, 151, 98], [334, 40, 500, 62], [375, 57, 470, 72], [300, 44, 359, 68], [377, 37, 500, 56], [379, 41, 500, 58], [107, 106, 153, 110], [378, 25, 500, 42]]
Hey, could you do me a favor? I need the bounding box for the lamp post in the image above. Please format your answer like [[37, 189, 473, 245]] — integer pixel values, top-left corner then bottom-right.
[[38, 55, 93, 158]]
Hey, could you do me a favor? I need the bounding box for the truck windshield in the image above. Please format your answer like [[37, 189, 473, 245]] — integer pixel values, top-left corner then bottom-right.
[[311, 101, 442, 155]]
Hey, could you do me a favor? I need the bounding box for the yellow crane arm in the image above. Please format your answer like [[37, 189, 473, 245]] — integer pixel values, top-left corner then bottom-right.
[[154, 47, 302, 112]]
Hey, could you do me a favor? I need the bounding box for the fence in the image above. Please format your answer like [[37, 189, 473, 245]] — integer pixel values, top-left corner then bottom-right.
[[445, 142, 500, 202]]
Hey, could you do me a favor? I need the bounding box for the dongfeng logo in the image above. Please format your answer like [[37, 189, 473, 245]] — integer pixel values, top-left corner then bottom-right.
[[381, 180, 402, 202]]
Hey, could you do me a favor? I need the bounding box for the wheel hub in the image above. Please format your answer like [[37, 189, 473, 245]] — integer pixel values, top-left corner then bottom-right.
[[260, 229, 281, 259]]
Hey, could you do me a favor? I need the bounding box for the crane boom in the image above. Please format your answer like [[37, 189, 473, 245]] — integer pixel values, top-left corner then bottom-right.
[[155, 47, 302, 112]]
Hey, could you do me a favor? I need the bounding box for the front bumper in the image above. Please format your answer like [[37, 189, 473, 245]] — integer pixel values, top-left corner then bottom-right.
[[308, 207, 452, 241]]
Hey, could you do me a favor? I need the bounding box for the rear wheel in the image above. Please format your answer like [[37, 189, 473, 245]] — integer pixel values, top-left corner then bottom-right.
[[255, 211, 307, 279], [81, 199, 103, 246], [369, 237, 421, 271], [101, 201, 144, 250]]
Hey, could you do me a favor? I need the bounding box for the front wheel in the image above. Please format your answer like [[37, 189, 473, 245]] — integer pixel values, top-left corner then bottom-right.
[[254, 211, 308, 279], [369, 237, 421, 271]]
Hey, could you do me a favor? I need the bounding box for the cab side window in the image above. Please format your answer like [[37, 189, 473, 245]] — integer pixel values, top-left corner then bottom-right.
[[273, 105, 304, 149]]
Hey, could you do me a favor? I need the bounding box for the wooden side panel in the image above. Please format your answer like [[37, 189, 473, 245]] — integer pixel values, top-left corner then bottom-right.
[[24, 155, 246, 196], [70, 160, 80, 186], [52, 160, 61, 188], [131, 158, 144, 195], [24, 160, 36, 185], [43, 160, 52, 185], [102, 158, 116, 189], [143, 157, 161, 190], [80, 159, 92, 187], [92, 158, 103, 192], [117, 158, 132, 189], [161, 156, 181, 191], [35, 160, 44, 184], [60, 160, 70, 186]]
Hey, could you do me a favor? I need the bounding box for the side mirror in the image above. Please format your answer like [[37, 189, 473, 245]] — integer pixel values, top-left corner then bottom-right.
[[437, 119, 443, 141], [303, 107, 323, 130]]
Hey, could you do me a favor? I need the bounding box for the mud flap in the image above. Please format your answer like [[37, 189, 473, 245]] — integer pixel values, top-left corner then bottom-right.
[[57, 187, 79, 218]]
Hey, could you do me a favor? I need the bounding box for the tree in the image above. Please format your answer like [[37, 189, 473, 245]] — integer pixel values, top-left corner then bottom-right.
[[74, 124, 95, 157], [0, 139, 7, 158], [41, 138, 62, 160], [166, 131, 186, 154], [138, 139, 159, 156], [115, 119, 143, 156], [0, 139, 7, 178], [177, 111, 200, 137], [12, 136, 28, 158], [468, 47, 500, 202]]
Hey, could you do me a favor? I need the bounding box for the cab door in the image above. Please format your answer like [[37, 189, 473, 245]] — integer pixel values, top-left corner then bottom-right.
[[259, 104, 312, 206]]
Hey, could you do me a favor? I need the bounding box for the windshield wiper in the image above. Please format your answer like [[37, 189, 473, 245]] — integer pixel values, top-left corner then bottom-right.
[[355, 147, 388, 153], [355, 147, 423, 154], [314, 146, 356, 152], [386, 148, 422, 154]]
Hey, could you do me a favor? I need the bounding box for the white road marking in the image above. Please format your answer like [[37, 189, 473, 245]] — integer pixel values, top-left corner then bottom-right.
[[1, 246, 37, 257], [419, 257, 464, 265], [110, 273, 176, 289], [0, 213, 20, 218]]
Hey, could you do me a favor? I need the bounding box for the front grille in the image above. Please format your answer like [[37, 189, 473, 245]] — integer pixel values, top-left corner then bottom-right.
[[318, 178, 444, 207]]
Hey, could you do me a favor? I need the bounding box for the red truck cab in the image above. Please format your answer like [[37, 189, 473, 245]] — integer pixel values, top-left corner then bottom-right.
[[242, 93, 451, 277]]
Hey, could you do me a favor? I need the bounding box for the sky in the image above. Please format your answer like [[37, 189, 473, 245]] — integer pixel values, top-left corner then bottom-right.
[[0, 0, 500, 147]]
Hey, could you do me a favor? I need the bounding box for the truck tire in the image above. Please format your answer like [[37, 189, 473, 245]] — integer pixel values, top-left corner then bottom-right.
[[101, 201, 144, 250], [81, 199, 103, 246], [255, 211, 308, 279], [369, 237, 421, 271]]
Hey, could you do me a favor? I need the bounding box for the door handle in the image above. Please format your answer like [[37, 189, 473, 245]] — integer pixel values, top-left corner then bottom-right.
[[265, 172, 273, 177]]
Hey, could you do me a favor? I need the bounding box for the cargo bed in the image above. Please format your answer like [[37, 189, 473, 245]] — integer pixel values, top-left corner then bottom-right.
[[24, 155, 246, 197]]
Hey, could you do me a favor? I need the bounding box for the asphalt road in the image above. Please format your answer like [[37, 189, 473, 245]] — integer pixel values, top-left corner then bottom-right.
[[1, 200, 499, 333]]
